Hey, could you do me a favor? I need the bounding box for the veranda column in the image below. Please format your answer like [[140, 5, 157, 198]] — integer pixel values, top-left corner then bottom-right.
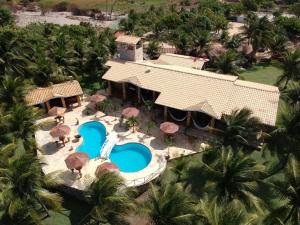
[[107, 81, 112, 96], [61, 97, 67, 108], [45, 101, 51, 111], [164, 106, 168, 121], [209, 118, 215, 134], [76, 95, 81, 106], [122, 83, 127, 100], [137, 87, 141, 104], [186, 111, 192, 127]]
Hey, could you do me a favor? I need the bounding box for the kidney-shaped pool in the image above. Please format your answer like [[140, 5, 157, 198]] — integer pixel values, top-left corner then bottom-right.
[[77, 121, 152, 173]]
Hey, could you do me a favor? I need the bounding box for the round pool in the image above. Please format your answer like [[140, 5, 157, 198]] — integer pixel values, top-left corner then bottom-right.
[[77, 121, 152, 173], [110, 143, 152, 173]]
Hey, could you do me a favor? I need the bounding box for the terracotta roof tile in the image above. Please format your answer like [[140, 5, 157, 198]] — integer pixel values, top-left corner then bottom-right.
[[26, 80, 83, 106], [103, 60, 280, 126], [116, 35, 141, 45]]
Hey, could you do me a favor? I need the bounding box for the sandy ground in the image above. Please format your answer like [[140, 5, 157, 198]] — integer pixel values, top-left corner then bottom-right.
[[228, 22, 245, 37], [15, 11, 117, 27], [35, 96, 209, 190]]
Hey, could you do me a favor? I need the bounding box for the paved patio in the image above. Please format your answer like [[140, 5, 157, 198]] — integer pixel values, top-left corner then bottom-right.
[[35, 97, 209, 190]]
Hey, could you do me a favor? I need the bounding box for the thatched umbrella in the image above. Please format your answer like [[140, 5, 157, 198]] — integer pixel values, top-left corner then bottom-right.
[[95, 162, 119, 178], [50, 125, 71, 146], [89, 94, 107, 103], [122, 107, 139, 119], [50, 125, 70, 137], [48, 106, 66, 116], [65, 152, 89, 178], [160, 122, 179, 135]]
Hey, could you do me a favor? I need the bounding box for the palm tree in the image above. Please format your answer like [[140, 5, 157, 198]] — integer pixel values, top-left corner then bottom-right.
[[160, 156, 190, 185], [84, 172, 135, 225], [198, 146, 267, 212], [126, 116, 139, 132], [0, 75, 27, 109], [212, 50, 239, 75], [217, 108, 262, 147], [197, 196, 258, 225], [0, 30, 29, 77], [143, 183, 197, 225], [0, 153, 63, 224], [244, 14, 273, 62], [191, 29, 210, 55], [267, 104, 300, 159], [171, 31, 191, 55], [269, 34, 288, 59], [264, 157, 300, 225], [146, 41, 161, 60], [146, 121, 155, 135], [276, 49, 300, 89], [0, 142, 16, 167], [6, 104, 42, 150], [98, 99, 113, 113], [0, 8, 14, 27], [283, 84, 300, 106]]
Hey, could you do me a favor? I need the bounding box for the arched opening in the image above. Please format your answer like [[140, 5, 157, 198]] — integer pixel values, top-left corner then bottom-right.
[[168, 107, 188, 125], [140, 88, 154, 102], [126, 83, 138, 104], [191, 111, 212, 130]]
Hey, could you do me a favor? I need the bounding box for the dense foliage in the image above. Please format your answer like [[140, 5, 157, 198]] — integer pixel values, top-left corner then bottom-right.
[[0, 1, 300, 224]]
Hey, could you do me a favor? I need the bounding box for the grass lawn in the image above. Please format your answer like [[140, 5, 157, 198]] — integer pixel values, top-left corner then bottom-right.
[[37, 0, 178, 12], [240, 62, 285, 124], [239, 62, 283, 86]]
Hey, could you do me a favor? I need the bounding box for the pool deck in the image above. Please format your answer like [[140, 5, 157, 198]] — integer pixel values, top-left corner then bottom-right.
[[35, 98, 208, 190]]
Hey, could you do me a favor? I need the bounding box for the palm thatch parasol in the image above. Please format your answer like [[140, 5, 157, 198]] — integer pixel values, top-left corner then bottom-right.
[[89, 94, 107, 103], [50, 125, 71, 138], [95, 162, 119, 178], [122, 107, 140, 119], [48, 106, 66, 116], [160, 122, 179, 135], [65, 152, 89, 175]]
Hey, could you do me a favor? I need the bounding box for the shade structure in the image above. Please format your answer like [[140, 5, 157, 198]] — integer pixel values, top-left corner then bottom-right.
[[48, 106, 66, 116], [65, 152, 89, 170], [50, 125, 71, 138], [122, 107, 139, 118], [89, 94, 107, 103], [160, 122, 179, 135], [95, 162, 119, 178]]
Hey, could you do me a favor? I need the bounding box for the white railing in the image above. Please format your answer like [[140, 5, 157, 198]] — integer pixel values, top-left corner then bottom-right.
[[124, 155, 167, 187], [100, 133, 118, 159]]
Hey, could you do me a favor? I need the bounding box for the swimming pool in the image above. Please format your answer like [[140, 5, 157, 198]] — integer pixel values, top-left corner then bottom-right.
[[77, 121, 152, 173]]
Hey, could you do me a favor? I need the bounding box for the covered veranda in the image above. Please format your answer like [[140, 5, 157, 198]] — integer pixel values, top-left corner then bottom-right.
[[107, 80, 217, 131], [26, 80, 83, 112]]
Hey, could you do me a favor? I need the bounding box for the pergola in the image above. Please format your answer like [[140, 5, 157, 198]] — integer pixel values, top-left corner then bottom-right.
[[25, 80, 83, 111]]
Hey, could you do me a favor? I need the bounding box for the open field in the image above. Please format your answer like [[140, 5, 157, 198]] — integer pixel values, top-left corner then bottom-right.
[[240, 62, 283, 86], [240, 62, 284, 124], [34, 0, 182, 12]]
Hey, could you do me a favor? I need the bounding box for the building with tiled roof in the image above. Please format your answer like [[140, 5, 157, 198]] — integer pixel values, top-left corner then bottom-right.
[[26, 80, 83, 111], [103, 36, 279, 127]]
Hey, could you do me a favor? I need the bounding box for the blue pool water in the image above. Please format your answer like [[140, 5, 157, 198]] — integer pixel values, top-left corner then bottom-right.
[[77, 121, 106, 159], [77, 121, 152, 173]]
